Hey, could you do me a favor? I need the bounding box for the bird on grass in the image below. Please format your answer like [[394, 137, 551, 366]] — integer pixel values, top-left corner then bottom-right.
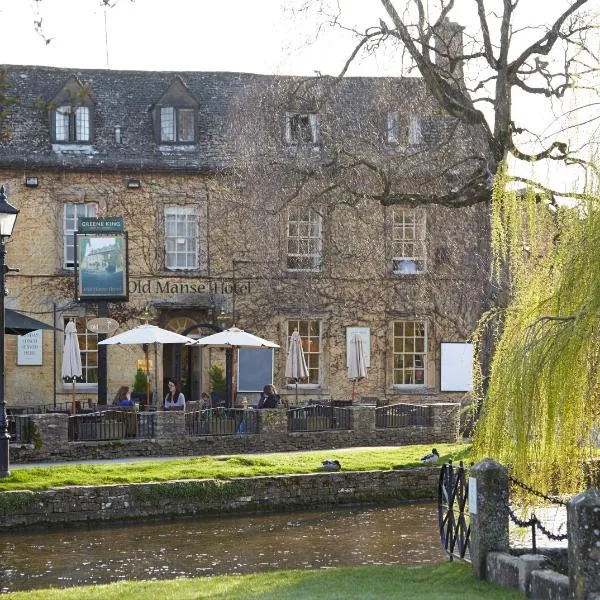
[[420, 448, 440, 463], [322, 459, 341, 471]]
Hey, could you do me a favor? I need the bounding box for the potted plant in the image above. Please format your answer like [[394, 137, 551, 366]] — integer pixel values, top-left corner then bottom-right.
[[209, 364, 227, 407], [131, 368, 148, 406]]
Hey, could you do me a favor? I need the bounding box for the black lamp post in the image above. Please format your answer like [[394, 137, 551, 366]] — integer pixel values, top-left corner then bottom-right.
[[0, 186, 19, 478]]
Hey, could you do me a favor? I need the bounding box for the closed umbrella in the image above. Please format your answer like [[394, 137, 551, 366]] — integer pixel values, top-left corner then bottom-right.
[[348, 332, 367, 401], [98, 324, 196, 408], [61, 320, 82, 414], [285, 329, 308, 405]]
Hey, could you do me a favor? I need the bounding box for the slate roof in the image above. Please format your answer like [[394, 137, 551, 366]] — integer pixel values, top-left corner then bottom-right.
[[0, 65, 429, 174]]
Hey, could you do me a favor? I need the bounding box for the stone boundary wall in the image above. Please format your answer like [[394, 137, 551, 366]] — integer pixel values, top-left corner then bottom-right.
[[0, 468, 439, 531], [10, 403, 460, 464], [470, 459, 600, 600]]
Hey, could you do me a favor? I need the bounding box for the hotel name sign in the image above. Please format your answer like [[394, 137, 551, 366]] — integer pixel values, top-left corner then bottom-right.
[[128, 278, 251, 295]]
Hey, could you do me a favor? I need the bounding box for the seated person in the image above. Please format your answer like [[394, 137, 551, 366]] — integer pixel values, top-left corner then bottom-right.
[[259, 384, 281, 409], [113, 385, 134, 407], [199, 392, 211, 409], [164, 379, 185, 410]]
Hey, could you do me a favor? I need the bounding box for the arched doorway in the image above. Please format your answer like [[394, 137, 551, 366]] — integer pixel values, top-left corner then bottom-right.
[[163, 318, 224, 403]]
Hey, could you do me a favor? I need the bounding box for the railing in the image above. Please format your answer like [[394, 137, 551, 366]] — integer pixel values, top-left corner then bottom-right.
[[68, 409, 156, 442], [7, 415, 34, 443], [508, 475, 568, 553], [8, 401, 98, 415], [186, 408, 259, 436], [287, 404, 352, 432], [375, 403, 432, 428], [438, 460, 471, 562]]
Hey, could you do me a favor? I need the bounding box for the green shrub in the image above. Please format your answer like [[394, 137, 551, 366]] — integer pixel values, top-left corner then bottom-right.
[[209, 364, 226, 392]]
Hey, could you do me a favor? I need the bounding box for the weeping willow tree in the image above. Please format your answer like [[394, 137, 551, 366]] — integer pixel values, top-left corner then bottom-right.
[[472, 169, 600, 494]]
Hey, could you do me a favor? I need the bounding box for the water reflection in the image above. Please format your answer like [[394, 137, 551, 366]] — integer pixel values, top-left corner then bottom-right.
[[0, 503, 445, 592]]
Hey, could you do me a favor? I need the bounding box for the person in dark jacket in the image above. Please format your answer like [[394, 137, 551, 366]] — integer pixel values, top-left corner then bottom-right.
[[258, 384, 280, 408]]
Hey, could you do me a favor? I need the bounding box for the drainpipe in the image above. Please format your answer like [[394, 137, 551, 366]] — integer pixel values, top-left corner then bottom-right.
[[53, 302, 57, 408]]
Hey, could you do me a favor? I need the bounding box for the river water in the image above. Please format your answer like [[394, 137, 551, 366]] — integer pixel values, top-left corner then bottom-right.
[[0, 503, 445, 593]]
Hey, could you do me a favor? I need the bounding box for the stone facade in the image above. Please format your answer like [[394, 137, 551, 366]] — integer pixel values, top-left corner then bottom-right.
[[0, 65, 491, 410], [0, 467, 439, 530]]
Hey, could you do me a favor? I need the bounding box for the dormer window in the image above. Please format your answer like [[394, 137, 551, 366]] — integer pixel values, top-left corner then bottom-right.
[[49, 76, 95, 145], [285, 112, 318, 144], [55, 106, 90, 142], [153, 77, 199, 145], [160, 107, 195, 143]]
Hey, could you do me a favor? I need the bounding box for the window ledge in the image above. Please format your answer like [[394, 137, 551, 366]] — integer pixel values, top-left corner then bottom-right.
[[284, 269, 323, 276], [158, 144, 198, 152], [390, 386, 432, 394], [52, 144, 97, 154], [285, 384, 324, 393], [158, 269, 209, 277], [62, 383, 98, 391]]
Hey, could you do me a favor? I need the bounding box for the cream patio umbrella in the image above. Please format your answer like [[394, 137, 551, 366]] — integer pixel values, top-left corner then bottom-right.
[[61, 319, 82, 415], [98, 324, 196, 407], [192, 327, 279, 407], [285, 329, 308, 405], [348, 332, 367, 402]]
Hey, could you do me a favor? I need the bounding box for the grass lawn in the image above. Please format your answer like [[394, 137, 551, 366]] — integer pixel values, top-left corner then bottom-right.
[[4, 563, 521, 599], [0, 443, 470, 491]]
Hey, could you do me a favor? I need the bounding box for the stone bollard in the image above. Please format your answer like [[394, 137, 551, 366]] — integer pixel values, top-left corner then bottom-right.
[[568, 487, 600, 600], [469, 458, 509, 579], [430, 403, 460, 442], [30, 413, 69, 451], [259, 408, 287, 435], [350, 405, 375, 433], [154, 410, 186, 440]]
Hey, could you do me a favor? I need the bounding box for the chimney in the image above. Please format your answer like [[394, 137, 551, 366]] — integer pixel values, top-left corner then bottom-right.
[[434, 18, 464, 82]]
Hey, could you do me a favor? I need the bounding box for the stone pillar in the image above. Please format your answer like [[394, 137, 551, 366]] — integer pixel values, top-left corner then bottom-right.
[[470, 458, 509, 579], [154, 410, 186, 440], [259, 408, 287, 435], [430, 403, 460, 442], [568, 487, 600, 600], [351, 405, 375, 433], [30, 413, 69, 451]]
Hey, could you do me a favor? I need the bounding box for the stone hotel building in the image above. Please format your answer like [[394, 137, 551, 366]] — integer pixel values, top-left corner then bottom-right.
[[0, 53, 491, 407]]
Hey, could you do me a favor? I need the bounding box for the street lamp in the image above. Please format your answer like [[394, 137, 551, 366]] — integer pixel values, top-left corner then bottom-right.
[[0, 185, 19, 478]]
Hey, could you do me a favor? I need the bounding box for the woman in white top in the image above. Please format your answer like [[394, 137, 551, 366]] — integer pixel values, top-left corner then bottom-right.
[[164, 378, 185, 410]]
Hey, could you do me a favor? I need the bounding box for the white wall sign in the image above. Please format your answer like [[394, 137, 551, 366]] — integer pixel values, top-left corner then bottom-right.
[[440, 342, 474, 392], [17, 329, 43, 365], [346, 327, 371, 368], [469, 477, 477, 514]]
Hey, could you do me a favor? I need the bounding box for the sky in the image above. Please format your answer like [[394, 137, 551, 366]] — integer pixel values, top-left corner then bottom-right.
[[0, 0, 399, 76], [0, 0, 594, 192]]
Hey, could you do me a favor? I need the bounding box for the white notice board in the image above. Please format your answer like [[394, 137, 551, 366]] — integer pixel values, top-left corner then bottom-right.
[[17, 330, 43, 365], [440, 342, 473, 392]]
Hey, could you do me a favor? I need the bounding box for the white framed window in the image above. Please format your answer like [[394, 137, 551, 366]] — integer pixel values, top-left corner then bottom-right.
[[387, 111, 399, 144], [392, 208, 426, 274], [408, 116, 423, 145], [164, 205, 199, 270], [63, 316, 98, 386], [285, 112, 318, 144], [287, 207, 322, 271], [287, 319, 322, 385], [393, 321, 427, 386], [160, 107, 195, 143], [63, 203, 97, 269], [55, 106, 90, 142]]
